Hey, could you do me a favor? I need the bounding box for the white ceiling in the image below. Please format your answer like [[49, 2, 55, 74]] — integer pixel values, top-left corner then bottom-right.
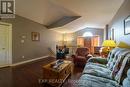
[[16, 0, 124, 33]]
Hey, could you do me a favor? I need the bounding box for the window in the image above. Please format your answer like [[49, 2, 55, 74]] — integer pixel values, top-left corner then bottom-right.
[[83, 32, 93, 37]]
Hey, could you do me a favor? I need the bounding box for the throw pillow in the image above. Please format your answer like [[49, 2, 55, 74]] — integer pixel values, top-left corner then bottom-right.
[[117, 41, 130, 49]]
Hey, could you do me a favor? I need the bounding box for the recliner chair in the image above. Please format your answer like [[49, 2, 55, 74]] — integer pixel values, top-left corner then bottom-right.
[[72, 47, 91, 66]]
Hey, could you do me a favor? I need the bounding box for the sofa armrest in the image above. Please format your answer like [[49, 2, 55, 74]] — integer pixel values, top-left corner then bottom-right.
[[87, 57, 108, 65]]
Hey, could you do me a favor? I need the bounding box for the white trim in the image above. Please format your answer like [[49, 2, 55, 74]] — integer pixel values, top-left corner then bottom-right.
[[0, 22, 12, 66], [10, 55, 49, 66], [8, 24, 12, 65], [104, 28, 106, 40]]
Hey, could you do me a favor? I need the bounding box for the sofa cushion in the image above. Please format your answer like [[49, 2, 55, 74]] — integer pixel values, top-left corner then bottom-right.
[[85, 62, 107, 69], [108, 48, 125, 70], [87, 57, 108, 64], [107, 47, 122, 60], [83, 63, 112, 79], [123, 78, 130, 87], [83, 67, 112, 79], [111, 50, 130, 79], [127, 69, 130, 80], [107, 48, 123, 69], [115, 54, 130, 83], [117, 41, 130, 49], [78, 74, 121, 87]]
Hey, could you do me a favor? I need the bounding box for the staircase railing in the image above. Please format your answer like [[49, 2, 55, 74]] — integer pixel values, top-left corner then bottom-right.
[[48, 47, 56, 56]]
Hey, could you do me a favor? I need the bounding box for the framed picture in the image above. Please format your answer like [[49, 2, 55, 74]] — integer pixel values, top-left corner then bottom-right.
[[31, 32, 40, 41], [124, 15, 130, 35]]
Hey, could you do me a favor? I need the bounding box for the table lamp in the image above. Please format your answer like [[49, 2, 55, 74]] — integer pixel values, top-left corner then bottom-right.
[[102, 40, 116, 52]]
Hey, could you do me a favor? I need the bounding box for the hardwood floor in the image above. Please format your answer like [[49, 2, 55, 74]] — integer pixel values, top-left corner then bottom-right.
[[0, 57, 84, 87]]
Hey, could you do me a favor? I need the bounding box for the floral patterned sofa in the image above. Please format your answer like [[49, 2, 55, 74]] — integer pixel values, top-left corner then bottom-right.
[[78, 47, 130, 87]]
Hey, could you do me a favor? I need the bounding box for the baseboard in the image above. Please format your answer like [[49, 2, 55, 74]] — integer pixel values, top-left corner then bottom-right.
[[0, 65, 10, 68], [10, 55, 49, 66], [50, 55, 56, 58]]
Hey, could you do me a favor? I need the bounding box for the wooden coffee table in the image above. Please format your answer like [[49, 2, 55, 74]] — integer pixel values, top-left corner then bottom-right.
[[42, 60, 73, 87]]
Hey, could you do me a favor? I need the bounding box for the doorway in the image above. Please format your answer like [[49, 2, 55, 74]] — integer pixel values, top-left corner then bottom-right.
[[77, 36, 100, 54], [0, 22, 12, 67]]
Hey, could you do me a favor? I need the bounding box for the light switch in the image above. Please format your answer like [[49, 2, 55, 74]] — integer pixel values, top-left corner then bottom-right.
[[21, 35, 26, 39], [21, 40, 24, 43]]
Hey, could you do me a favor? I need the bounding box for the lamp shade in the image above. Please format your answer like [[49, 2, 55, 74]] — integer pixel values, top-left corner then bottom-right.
[[102, 40, 116, 47]]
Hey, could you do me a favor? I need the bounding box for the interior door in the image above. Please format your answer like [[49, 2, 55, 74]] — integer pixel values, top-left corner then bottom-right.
[[77, 37, 84, 47], [0, 24, 9, 66], [84, 37, 92, 53]]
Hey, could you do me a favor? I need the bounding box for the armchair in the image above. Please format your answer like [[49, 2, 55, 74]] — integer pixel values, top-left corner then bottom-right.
[[72, 47, 91, 66]]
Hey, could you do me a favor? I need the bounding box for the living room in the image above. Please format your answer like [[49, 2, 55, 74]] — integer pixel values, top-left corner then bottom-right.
[[0, 0, 130, 87]]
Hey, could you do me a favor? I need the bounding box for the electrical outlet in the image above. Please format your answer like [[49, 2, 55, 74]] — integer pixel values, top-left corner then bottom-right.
[[22, 56, 25, 58]]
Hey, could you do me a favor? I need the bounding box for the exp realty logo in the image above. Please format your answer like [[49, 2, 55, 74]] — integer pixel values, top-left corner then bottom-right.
[[0, 0, 15, 18]]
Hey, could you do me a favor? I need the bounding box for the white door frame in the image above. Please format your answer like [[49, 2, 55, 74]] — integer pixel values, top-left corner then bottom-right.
[[0, 22, 12, 66]]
